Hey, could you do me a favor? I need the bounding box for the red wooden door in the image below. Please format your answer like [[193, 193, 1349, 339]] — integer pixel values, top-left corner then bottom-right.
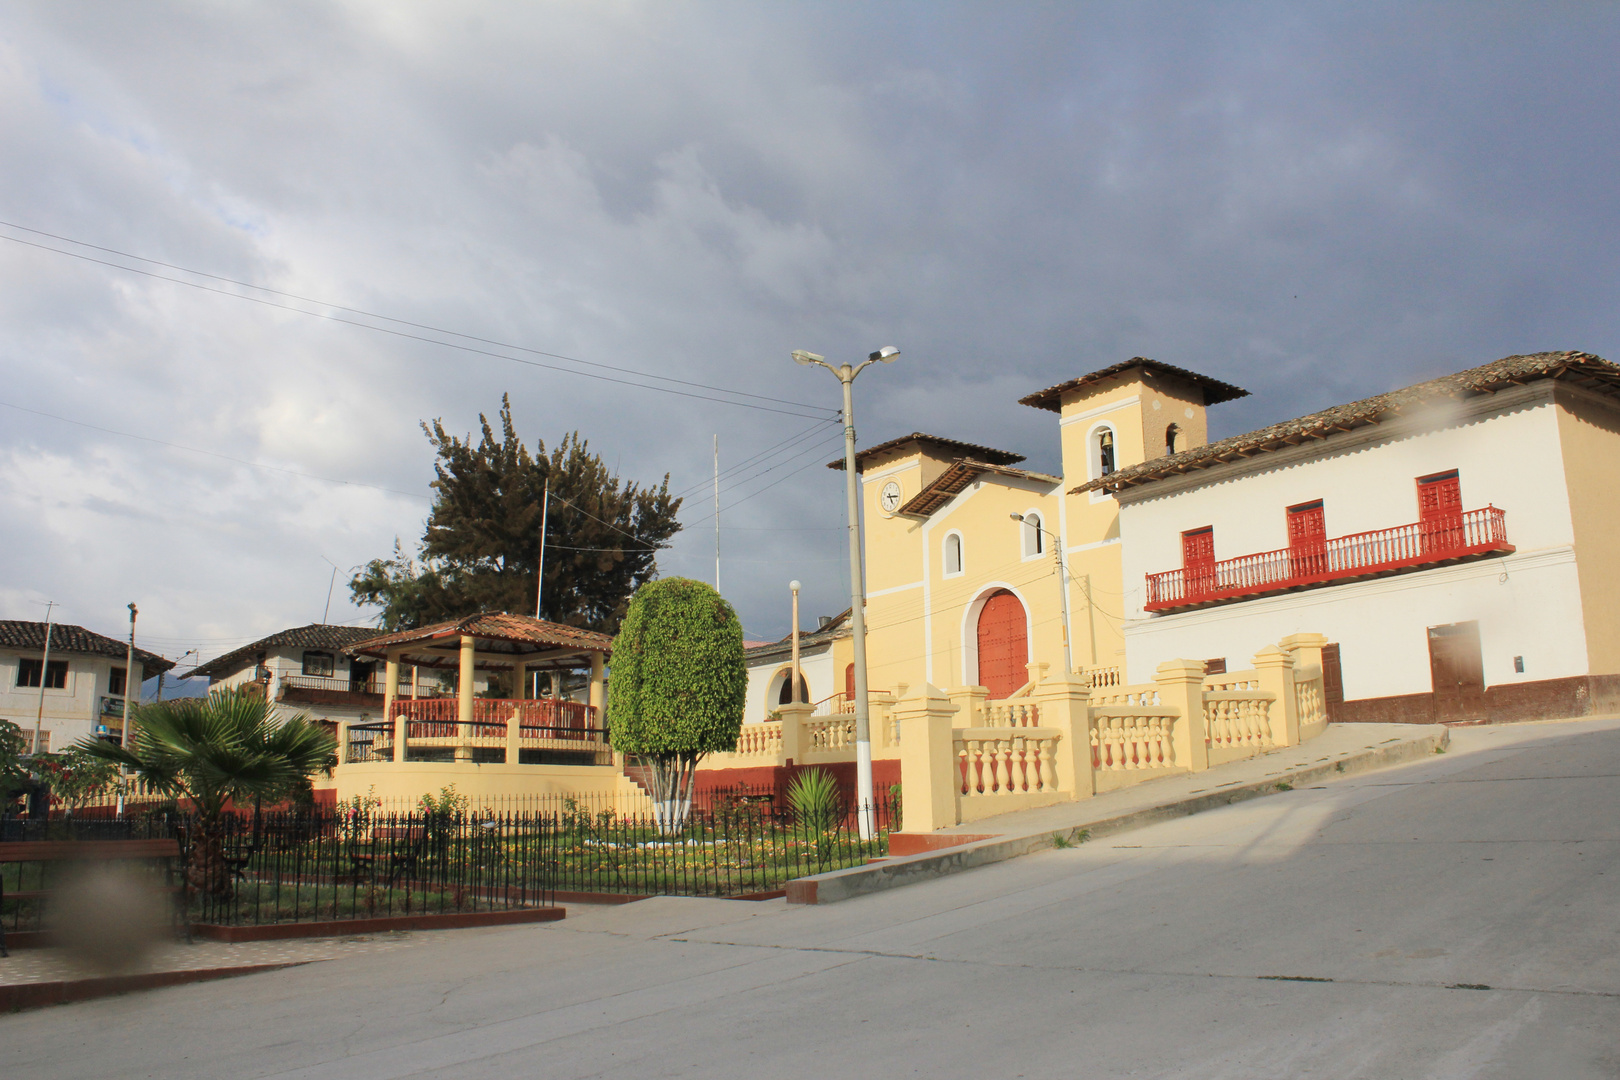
[[844, 663, 855, 706], [1417, 471, 1463, 553], [1287, 501, 1327, 578], [975, 590, 1029, 698], [1182, 527, 1216, 598]]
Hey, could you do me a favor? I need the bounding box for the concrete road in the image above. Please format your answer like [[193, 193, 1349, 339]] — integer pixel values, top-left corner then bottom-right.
[[7, 718, 1617, 1079]]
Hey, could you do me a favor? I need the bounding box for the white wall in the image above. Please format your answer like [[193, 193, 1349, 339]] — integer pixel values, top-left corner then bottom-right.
[[0, 650, 126, 748], [1119, 392, 1588, 698], [743, 647, 834, 725], [1124, 549, 1589, 697]]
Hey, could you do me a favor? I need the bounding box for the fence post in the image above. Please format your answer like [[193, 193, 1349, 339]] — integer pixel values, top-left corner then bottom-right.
[[894, 687, 961, 833], [777, 702, 812, 766], [1156, 659, 1209, 772], [506, 706, 521, 764], [1029, 673, 1094, 799], [946, 686, 988, 728], [1253, 645, 1300, 747]]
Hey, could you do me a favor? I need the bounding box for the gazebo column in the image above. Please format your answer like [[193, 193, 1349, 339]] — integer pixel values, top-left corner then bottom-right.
[[589, 652, 605, 732], [385, 647, 404, 763], [456, 634, 476, 762]]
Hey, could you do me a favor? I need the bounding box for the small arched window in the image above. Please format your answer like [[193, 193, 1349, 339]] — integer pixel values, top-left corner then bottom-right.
[[1022, 512, 1044, 557], [776, 671, 809, 706], [944, 532, 963, 576], [1096, 428, 1116, 477], [1166, 423, 1182, 456]]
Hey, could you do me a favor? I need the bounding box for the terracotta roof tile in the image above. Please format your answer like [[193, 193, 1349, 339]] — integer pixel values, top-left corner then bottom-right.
[[898, 459, 1062, 518], [189, 624, 384, 678], [0, 621, 174, 672], [828, 432, 1025, 472], [1021, 358, 1250, 413], [347, 613, 613, 664], [1073, 350, 1618, 495]]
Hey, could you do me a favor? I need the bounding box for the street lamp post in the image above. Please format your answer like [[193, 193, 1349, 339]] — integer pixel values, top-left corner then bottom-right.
[[792, 345, 899, 839], [1011, 513, 1074, 677]]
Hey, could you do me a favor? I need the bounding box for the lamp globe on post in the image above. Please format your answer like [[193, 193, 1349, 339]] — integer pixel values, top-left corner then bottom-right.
[[790, 344, 900, 839]]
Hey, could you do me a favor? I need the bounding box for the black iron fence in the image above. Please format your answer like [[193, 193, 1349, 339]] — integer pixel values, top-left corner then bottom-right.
[[2, 787, 899, 931]]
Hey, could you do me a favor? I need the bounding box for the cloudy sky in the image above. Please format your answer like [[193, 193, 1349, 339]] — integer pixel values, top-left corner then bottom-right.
[[2, 2, 1616, 668]]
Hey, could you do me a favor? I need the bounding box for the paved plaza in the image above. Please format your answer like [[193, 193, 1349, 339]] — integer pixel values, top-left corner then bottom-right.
[[5, 717, 1617, 1079]]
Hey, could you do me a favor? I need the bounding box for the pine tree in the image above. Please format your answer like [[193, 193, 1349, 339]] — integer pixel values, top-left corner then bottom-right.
[[350, 396, 682, 633]]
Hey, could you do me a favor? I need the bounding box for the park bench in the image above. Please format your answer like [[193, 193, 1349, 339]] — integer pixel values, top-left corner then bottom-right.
[[0, 838, 186, 956], [345, 826, 430, 888]]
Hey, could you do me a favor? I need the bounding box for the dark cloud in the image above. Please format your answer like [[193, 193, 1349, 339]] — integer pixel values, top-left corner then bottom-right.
[[1, 2, 1615, 655]]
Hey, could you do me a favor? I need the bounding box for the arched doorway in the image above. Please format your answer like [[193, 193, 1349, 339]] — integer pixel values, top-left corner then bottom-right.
[[975, 589, 1029, 698]]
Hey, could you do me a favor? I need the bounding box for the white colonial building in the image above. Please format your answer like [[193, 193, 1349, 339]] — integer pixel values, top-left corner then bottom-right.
[[1081, 351, 1620, 724], [0, 620, 174, 752]]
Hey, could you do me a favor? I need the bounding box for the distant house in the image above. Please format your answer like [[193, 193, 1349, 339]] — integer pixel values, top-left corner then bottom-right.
[[0, 620, 174, 753], [742, 609, 852, 726], [187, 624, 399, 726]]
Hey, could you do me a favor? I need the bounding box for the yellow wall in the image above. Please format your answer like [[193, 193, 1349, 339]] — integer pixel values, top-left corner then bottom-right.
[[335, 761, 649, 808], [1555, 386, 1620, 675], [855, 370, 1212, 697]]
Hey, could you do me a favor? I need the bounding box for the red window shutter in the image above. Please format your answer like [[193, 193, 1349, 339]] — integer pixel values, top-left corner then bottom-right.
[[1182, 527, 1215, 597]]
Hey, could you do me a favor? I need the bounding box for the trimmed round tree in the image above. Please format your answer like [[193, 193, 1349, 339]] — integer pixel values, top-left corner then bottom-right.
[[608, 577, 746, 831]]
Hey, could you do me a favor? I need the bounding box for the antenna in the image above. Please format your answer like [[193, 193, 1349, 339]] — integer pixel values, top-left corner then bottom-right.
[[713, 434, 721, 593]]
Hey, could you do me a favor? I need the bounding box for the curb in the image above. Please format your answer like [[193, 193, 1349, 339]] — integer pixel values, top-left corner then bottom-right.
[[786, 727, 1449, 905], [189, 906, 565, 942], [1, 961, 306, 1013]]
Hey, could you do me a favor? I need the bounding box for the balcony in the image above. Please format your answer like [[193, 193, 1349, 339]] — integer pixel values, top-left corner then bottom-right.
[[1144, 506, 1514, 612], [346, 698, 611, 766], [278, 673, 387, 708]]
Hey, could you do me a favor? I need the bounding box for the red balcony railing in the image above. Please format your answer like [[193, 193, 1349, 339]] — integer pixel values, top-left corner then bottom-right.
[[1144, 506, 1513, 612], [388, 698, 602, 742]]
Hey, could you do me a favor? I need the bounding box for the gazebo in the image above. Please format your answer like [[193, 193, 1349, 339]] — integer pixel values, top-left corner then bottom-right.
[[345, 613, 613, 767]]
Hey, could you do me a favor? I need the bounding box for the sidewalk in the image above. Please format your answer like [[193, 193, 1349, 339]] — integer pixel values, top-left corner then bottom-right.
[[0, 931, 416, 1012], [787, 721, 1450, 904]]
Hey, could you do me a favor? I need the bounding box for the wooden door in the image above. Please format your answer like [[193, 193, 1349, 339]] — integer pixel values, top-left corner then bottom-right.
[[1287, 501, 1327, 578], [1322, 643, 1344, 721], [975, 590, 1029, 699], [1182, 527, 1216, 598], [1417, 471, 1463, 553], [1427, 621, 1486, 722]]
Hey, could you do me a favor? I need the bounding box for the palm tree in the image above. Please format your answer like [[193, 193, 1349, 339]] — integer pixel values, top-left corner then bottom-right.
[[80, 688, 337, 897]]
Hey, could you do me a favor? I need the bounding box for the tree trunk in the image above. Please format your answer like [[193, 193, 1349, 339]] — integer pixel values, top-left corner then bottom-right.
[[187, 819, 234, 900], [647, 753, 702, 833]]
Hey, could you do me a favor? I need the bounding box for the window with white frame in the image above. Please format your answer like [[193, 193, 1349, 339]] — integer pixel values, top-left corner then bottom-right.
[[943, 532, 964, 576], [1021, 512, 1044, 558]]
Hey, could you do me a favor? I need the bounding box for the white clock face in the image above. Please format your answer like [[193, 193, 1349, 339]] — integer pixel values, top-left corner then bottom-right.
[[880, 481, 902, 513]]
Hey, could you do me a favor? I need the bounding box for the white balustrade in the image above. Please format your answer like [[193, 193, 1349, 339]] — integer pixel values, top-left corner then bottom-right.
[[955, 728, 1061, 798], [1090, 709, 1177, 772], [1203, 691, 1275, 750]]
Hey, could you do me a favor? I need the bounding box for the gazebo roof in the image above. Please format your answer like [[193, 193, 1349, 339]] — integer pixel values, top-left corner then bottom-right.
[[347, 613, 612, 671]]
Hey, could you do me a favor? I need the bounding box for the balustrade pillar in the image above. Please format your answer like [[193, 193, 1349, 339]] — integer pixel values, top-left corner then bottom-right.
[[506, 706, 521, 765], [777, 702, 812, 766], [1155, 659, 1209, 772], [1029, 672, 1094, 798], [894, 688, 960, 833], [1253, 645, 1300, 747], [945, 686, 988, 728]]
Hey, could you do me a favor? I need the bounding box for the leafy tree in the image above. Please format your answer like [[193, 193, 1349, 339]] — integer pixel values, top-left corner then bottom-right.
[[351, 396, 682, 633], [38, 746, 121, 813], [607, 578, 746, 831], [79, 689, 337, 897], [0, 719, 31, 812]]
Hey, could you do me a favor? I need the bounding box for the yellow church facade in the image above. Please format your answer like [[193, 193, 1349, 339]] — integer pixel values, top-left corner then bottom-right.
[[849, 358, 1249, 698]]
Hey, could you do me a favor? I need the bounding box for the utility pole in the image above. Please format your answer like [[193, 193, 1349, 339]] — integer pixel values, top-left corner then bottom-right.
[[32, 600, 57, 758], [534, 480, 549, 698], [713, 435, 721, 593], [118, 602, 137, 816], [791, 345, 900, 839]]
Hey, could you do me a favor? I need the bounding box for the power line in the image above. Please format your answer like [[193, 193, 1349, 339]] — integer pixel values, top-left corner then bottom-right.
[[0, 225, 841, 421]]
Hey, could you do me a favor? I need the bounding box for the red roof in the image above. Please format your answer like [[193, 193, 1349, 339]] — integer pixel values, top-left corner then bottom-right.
[[348, 613, 612, 669]]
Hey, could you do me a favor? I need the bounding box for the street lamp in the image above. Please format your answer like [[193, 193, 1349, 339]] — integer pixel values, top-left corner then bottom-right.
[[792, 345, 900, 839], [1010, 513, 1074, 677]]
